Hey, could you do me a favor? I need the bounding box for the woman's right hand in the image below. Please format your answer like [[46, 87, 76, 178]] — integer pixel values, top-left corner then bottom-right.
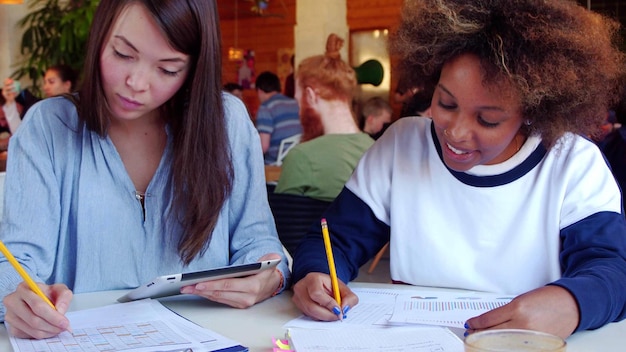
[[3, 282, 73, 339], [291, 272, 359, 321]]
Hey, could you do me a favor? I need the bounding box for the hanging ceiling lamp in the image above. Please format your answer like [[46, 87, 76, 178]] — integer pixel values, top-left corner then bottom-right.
[[228, 0, 244, 61], [246, 0, 286, 18], [249, 0, 269, 15]]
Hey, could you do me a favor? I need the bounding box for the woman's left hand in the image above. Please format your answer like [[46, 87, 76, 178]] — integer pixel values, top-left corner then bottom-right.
[[180, 253, 283, 308], [464, 285, 580, 339]]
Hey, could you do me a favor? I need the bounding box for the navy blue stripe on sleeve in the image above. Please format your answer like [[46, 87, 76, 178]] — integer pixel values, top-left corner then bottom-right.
[[552, 211, 626, 331], [292, 187, 390, 284]]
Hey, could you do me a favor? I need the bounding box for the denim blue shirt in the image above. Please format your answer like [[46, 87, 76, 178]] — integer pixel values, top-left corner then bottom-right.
[[0, 94, 290, 319]]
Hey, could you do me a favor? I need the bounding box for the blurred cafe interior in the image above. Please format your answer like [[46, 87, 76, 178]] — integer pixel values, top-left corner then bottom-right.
[[0, 0, 624, 175]]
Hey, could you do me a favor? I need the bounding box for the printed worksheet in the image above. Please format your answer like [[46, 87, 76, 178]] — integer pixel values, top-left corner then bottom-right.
[[287, 326, 464, 352], [389, 292, 513, 328], [283, 287, 402, 329], [7, 299, 246, 352], [284, 287, 513, 330]]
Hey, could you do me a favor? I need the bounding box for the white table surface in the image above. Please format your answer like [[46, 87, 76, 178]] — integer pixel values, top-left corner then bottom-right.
[[1, 282, 624, 351]]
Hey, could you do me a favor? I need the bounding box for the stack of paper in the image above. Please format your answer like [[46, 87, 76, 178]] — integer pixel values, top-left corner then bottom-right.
[[287, 326, 463, 352], [7, 299, 247, 352], [389, 291, 513, 328], [283, 287, 513, 351]]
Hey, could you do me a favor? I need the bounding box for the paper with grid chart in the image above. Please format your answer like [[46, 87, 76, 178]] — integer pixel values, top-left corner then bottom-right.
[[284, 287, 513, 330], [389, 291, 513, 328], [6, 299, 246, 352]]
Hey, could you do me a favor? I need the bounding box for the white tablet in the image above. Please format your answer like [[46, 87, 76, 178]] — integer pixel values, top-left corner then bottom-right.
[[117, 258, 281, 302]]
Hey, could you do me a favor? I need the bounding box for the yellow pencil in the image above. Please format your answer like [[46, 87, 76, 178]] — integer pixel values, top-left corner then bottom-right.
[[321, 218, 341, 312], [0, 240, 56, 310]]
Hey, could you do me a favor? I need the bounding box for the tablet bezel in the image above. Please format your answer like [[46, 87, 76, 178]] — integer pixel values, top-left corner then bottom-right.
[[117, 258, 281, 302]]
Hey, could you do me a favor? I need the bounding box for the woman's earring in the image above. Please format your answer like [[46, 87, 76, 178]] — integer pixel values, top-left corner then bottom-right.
[[524, 119, 532, 126]]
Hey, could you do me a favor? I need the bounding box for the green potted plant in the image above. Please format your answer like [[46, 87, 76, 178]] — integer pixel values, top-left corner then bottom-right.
[[11, 0, 99, 96]]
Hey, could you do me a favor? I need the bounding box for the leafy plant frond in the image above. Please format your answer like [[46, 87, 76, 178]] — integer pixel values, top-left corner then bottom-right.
[[11, 0, 99, 96]]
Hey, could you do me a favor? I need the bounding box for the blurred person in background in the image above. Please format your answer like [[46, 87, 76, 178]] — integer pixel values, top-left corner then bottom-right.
[[275, 34, 374, 201], [2, 64, 77, 135], [255, 71, 302, 165], [359, 96, 392, 140], [223, 82, 244, 100]]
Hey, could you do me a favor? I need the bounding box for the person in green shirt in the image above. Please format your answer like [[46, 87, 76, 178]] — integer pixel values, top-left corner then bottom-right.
[[274, 34, 374, 201]]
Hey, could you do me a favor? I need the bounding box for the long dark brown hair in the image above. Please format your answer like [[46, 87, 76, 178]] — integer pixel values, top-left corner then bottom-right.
[[79, 0, 233, 265]]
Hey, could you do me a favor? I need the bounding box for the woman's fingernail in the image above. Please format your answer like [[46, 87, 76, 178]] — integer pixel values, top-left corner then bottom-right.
[[342, 305, 351, 315], [464, 322, 470, 329], [332, 306, 341, 315], [464, 330, 469, 337]]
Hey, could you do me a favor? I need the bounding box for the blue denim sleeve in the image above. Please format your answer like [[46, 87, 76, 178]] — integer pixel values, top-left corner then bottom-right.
[[224, 94, 291, 290]]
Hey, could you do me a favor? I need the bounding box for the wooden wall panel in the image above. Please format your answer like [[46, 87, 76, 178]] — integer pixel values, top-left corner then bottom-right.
[[219, 0, 296, 118], [347, 0, 404, 31]]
